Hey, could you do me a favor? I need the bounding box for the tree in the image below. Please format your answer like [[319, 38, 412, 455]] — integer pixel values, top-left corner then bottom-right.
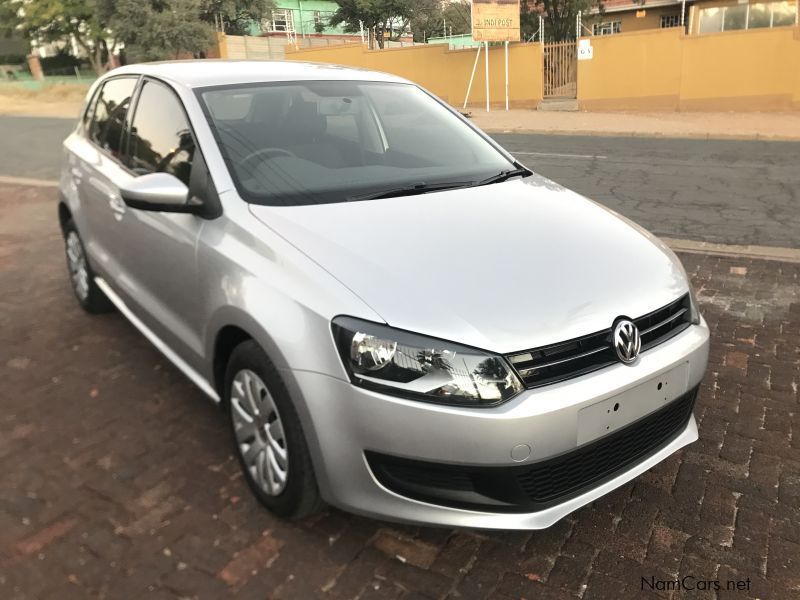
[[111, 0, 216, 62], [1, 0, 220, 73], [0, 0, 120, 74], [328, 0, 414, 49], [408, 0, 470, 42], [522, 0, 604, 42], [408, 0, 441, 43], [200, 0, 276, 36], [441, 0, 471, 36]]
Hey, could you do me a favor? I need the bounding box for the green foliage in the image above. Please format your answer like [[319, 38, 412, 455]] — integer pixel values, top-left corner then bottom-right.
[[40, 48, 83, 69], [329, 0, 415, 48], [441, 1, 471, 36], [522, 0, 604, 42], [0, 0, 119, 74], [407, 0, 441, 42], [113, 0, 215, 62], [200, 0, 276, 35], [0, 0, 239, 73], [0, 53, 26, 64], [409, 0, 471, 43]]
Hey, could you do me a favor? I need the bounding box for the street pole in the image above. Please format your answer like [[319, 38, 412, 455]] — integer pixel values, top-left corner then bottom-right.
[[463, 43, 482, 109], [504, 41, 509, 112], [299, 0, 306, 39], [485, 41, 490, 112]]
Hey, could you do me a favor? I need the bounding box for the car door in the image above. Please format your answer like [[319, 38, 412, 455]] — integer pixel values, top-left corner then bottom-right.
[[107, 78, 207, 371], [70, 76, 139, 281]]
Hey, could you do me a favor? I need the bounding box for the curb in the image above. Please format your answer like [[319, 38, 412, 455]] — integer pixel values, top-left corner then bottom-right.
[[478, 128, 800, 142], [0, 175, 59, 187], [664, 237, 800, 264]]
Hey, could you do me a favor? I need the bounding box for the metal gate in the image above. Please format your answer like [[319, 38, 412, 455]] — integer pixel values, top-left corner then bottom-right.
[[543, 40, 577, 99]]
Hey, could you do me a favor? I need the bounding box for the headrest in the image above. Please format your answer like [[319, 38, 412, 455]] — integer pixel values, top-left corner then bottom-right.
[[281, 100, 327, 141]]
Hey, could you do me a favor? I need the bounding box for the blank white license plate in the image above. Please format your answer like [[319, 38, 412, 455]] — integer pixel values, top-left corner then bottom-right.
[[577, 363, 690, 446]]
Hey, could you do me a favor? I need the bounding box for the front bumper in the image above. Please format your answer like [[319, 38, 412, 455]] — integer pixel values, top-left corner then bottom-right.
[[288, 319, 709, 529]]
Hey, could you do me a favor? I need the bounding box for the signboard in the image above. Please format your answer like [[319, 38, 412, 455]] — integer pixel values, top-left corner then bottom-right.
[[578, 39, 593, 61], [472, 0, 521, 42]]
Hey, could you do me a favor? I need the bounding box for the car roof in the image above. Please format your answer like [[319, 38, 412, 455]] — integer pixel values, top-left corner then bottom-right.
[[108, 59, 410, 89]]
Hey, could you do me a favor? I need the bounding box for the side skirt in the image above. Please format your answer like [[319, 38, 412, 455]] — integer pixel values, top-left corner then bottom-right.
[[94, 276, 221, 403]]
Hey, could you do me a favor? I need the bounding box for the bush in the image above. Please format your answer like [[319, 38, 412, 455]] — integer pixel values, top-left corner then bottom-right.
[[0, 53, 26, 65], [40, 49, 84, 71]]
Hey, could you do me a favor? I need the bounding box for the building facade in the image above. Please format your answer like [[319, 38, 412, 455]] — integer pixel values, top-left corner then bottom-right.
[[587, 0, 798, 36], [251, 0, 358, 39]]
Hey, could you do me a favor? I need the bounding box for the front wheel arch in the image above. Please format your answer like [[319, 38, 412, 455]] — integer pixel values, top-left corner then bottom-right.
[[212, 325, 253, 402], [58, 201, 72, 233]]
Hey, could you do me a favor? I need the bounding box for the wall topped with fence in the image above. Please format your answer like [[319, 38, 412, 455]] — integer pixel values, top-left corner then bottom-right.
[[283, 42, 544, 108], [218, 26, 800, 112], [217, 33, 417, 62]]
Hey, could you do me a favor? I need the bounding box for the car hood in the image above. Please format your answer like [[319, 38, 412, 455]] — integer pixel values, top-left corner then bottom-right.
[[249, 175, 689, 354]]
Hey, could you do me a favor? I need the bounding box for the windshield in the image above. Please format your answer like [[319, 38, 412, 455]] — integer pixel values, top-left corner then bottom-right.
[[199, 81, 517, 206]]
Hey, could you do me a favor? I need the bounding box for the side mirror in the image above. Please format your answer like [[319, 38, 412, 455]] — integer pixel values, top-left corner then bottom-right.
[[120, 172, 200, 214]]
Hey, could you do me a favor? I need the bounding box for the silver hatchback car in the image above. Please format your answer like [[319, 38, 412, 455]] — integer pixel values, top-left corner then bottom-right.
[[59, 61, 709, 529]]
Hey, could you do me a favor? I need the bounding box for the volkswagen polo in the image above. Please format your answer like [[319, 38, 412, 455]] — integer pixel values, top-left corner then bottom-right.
[[58, 61, 709, 529]]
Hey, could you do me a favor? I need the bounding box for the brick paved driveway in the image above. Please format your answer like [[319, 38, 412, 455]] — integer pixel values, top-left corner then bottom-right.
[[1, 185, 798, 599]]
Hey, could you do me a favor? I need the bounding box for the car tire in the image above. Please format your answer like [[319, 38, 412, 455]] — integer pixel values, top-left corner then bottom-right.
[[225, 340, 322, 519], [62, 219, 114, 314]]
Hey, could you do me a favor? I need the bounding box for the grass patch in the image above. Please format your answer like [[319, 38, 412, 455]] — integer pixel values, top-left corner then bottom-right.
[[0, 82, 91, 103]]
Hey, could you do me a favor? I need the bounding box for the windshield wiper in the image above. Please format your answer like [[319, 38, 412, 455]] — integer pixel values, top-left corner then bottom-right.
[[471, 166, 532, 188], [347, 181, 472, 202]]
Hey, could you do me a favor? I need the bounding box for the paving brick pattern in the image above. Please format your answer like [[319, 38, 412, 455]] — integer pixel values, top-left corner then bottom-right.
[[1, 185, 798, 599]]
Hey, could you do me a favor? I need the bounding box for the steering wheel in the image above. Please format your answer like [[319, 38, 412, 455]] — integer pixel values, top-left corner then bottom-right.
[[241, 147, 297, 170]]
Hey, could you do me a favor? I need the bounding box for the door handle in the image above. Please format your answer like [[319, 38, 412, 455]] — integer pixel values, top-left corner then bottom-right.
[[70, 167, 83, 181]]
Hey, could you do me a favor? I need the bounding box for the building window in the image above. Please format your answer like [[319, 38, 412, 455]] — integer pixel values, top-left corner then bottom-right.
[[660, 14, 681, 28], [592, 21, 622, 36], [698, 1, 798, 33], [270, 9, 295, 32], [723, 4, 749, 30]]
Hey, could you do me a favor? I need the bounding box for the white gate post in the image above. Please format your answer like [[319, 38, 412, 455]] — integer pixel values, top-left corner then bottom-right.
[[505, 41, 509, 111], [463, 43, 482, 109], [485, 41, 490, 112]]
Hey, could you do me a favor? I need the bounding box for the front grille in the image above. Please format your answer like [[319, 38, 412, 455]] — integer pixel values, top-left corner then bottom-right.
[[507, 294, 692, 389], [365, 386, 698, 513]]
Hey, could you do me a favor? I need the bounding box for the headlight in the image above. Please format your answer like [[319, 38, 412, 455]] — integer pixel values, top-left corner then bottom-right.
[[662, 244, 701, 325], [331, 316, 524, 406], [688, 283, 701, 325]]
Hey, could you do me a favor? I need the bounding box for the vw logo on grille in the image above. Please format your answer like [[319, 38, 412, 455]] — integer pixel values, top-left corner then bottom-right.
[[613, 319, 641, 364]]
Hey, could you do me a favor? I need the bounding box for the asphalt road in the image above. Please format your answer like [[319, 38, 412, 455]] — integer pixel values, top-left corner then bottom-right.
[[2, 115, 798, 248]]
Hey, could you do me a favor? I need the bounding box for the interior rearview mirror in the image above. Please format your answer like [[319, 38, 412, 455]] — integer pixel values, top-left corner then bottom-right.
[[120, 172, 197, 213]]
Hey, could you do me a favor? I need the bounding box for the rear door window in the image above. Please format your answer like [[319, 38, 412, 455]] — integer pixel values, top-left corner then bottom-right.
[[88, 77, 138, 159]]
